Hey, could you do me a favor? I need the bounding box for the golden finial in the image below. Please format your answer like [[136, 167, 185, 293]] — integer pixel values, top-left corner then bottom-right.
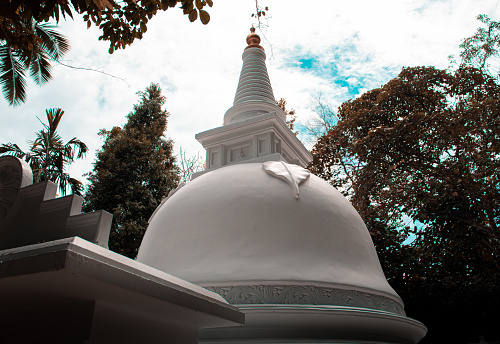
[[245, 26, 264, 51]]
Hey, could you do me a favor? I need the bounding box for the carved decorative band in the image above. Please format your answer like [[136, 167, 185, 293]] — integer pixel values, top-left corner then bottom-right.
[[204, 285, 405, 316]]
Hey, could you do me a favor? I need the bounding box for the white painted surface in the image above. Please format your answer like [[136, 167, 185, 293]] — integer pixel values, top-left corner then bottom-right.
[[137, 163, 401, 303], [196, 112, 312, 170], [224, 47, 286, 125]]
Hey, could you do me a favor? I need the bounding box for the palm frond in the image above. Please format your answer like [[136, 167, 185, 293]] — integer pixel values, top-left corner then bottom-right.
[[66, 137, 88, 159], [55, 172, 83, 196], [29, 50, 52, 85], [0, 46, 28, 106], [3, 105, 86, 195], [0, 143, 27, 158], [45, 108, 65, 134], [68, 177, 83, 196], [1, 20, 68, 106], [53, 151, 66, 172], [34, 23, 70, 61]]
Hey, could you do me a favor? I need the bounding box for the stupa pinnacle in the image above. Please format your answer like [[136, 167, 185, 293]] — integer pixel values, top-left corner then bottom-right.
[[245, 26, 263, 50], [224, 27, 285, 125]]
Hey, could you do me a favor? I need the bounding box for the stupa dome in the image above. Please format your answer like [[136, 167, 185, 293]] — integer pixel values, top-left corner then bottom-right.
[[137, 162, 404, 314], [137, 28, 426, 343]]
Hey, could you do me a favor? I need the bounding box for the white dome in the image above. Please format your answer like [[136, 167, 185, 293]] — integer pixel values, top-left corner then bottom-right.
[[137, 162, 404, 314]]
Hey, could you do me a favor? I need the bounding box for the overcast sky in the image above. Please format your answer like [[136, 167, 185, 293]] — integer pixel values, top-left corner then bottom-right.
[[1, 0, 499, 187]]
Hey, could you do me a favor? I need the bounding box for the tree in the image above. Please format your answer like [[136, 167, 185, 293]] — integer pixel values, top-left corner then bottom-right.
[[310, 65, 500, 342], [276, 98, 298, 135], [178, 147, 204, 183], [1, 0, 213, 105], [459, 14, 500, 75], [1, 0, 213, 57], [0, 108, 87, 195], [0, 20, 69, 105], [303, 93, 338, 142], [84, 83, 180, 258]]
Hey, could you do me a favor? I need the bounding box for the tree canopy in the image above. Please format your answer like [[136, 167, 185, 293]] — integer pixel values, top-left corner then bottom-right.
[[276, 98, 298, 135], [0, 0, 213, 105], [1, 0, 213, 56], [84, 83, 180, 258], [459, 14, 500, 75], [310, 65, 500, 342], [0, 108, 87, 195]]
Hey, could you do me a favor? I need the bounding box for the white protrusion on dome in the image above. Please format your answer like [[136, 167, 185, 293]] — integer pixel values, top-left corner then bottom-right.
[[262, 161, 310, 198]]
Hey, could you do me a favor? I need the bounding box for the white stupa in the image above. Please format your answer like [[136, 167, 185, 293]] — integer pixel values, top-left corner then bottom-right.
[[137, 28, 426, 344]]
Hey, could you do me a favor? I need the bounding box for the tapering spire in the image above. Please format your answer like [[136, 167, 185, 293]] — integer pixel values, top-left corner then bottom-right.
[[223, 28, 286, 125]]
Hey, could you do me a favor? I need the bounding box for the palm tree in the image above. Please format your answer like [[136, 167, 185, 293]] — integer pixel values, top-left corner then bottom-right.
[[0, 108, 87, 195], [0, 20, 70, 106]]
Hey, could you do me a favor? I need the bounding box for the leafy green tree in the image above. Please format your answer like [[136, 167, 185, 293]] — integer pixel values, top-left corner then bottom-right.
[[276, 98, 298, 135], [84, 83, 180, 258], [459, 14, 500, 74], [310, 65, 500, 343], [1, 0, 213, 105], [0, 108, 88, 195], [1, 0, 213, 57], [0, 20, 69, 105]]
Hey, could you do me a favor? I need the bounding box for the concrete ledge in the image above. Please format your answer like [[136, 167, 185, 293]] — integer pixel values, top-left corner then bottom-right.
[[201, 305, 426, 344], [0, 237, 244, 344]]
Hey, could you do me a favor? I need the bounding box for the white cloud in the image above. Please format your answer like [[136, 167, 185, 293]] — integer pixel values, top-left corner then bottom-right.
[[1, 0, 499, 187]]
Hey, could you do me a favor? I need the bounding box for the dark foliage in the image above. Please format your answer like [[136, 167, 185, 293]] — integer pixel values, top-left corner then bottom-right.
[[0, 108, 87, 195], [310, 66, 500, 343], [84, 83, 180, 258], [1, 0, 213, 55]]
